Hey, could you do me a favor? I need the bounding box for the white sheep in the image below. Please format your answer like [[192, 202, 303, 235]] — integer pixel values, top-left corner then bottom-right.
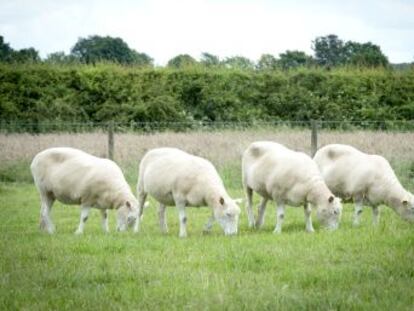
[[242, 141, 342, 233], [135, 147, 241, 237], [313, 144, 414, 225], [30, 147, 139, 234]]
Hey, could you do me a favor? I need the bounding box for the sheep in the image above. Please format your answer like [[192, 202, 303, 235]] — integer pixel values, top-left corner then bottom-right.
[[242, 141, 342, 233], [30, 147, 139, 234], [313, 144, 414, 225], [134, 147, 241, 237]]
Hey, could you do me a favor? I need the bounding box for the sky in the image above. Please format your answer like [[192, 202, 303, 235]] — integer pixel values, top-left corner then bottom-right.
[[1, 0, 414, 65]]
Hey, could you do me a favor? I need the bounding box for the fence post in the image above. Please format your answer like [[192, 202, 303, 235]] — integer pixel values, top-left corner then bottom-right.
[[311, 120, 318, 157], [108, 121, 114, 160]]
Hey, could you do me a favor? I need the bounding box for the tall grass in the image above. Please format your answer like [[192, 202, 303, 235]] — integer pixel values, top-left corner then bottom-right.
[[1, 128, 414, 188]]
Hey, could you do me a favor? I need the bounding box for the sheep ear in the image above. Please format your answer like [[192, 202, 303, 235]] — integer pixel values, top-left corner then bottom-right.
[[328, 196, 334, 203], [219, 197, 225, 205], [402, 200, 408, 206], [126, 201, 132, 211]]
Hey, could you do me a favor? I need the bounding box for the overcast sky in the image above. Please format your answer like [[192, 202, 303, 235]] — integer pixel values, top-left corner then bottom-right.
[[1, 0, 413, 65]]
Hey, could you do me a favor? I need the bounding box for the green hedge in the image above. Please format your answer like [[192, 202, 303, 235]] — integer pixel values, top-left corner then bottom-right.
[[1, 64, 413, 129]]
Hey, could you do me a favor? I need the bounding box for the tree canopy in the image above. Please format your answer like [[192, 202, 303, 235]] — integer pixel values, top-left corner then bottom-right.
[[167, 54, 197, 68], [71, 35, 153, 66], [279, 50, 314, 69], [200, 52, 221, 67], [312, 34, 389, 67], [0, 33, 399, 69], [0, 35, 40, 63], [223, 56, 255, 70]]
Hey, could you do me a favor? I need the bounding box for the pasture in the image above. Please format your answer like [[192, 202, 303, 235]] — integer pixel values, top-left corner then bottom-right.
[[1, 128, 414, 310]]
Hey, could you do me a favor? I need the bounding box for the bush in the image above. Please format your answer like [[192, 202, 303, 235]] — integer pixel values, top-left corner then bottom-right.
[[0, 64, 413, 131]]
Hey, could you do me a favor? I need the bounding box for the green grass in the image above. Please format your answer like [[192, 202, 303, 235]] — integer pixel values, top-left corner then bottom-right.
[[1, 182, 414, 310]]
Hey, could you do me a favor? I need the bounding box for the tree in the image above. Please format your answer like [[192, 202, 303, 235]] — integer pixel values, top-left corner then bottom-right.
[[45, 51, 79, 65], [279, 50, 314, 69], [223, 56, 255, 70], [131, 51, 153, 67], [312, 34, 389, 68], [71, 35, 152, 66], [256, 54, 278, 70], [0, 36, 13, 62], [167, 54, 197, 68], [10, 48, 40, 63], [312, 34, 346, 67], [200, 52, 221, 67], [343, 41, 388, 67]]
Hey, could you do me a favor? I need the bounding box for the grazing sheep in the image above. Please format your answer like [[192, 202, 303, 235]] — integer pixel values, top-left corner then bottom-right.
[[135, 147, 241, 237], [314, 144, 414, 225], [242, 141, 342, 233], [31, 147, 139, 234]]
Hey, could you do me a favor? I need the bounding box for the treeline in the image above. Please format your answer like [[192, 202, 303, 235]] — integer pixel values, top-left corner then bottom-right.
[[1, 34, 405, 69], [1, 64, 413, 128]]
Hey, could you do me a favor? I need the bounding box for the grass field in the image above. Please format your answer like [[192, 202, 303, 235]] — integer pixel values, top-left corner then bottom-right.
[[1, 129, 414, 310]]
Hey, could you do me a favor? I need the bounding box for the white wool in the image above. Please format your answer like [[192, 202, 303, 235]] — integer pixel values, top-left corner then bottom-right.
[[31, 147, 138, 233], [242, 141, 342, 232], [135, 147, 240, 237], [314, 144, 414, 223]]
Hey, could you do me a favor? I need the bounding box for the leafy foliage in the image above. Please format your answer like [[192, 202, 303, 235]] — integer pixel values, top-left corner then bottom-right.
[[167, 54, 197, 68], [0, 36, 13, 62], [0, 35, 40, 63], [257, 54, 279, 71], [313, 34, 389, 68], [343, 41, 389, 67], [312, 34, 346, 67], [71, 35, 152, 66], [279, 50, 314, 70], [0, 64, 413, 129], [200, 52, 221, 68], [223, 56, 255, 70]]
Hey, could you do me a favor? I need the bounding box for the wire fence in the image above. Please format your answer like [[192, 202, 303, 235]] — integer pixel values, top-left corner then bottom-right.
[[1, 120, 414, 134], [1, 120, 414, 185]]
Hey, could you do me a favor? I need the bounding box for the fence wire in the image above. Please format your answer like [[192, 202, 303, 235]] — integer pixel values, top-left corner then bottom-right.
[[1, 120, 414, 133], [1, 120, 413, 187]]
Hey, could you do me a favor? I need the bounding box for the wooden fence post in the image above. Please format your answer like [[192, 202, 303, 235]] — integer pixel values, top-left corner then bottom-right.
[[311, 120, 318, 157], [108, 121, 114, 160]]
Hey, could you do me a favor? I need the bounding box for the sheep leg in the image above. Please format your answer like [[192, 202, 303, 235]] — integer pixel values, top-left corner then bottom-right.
[[176, 201, 187, 238], [255, 197, 268, 228], [203, 213, 215, 233], [353, 198, 364, 226], [75, 206, 90, 234], [273, 202, 285, 234], [372, 205, 380, 225], [133, 190, 147, 233], [245, 186, 255, 228], [158, 203, 168, 233], [101, 209, 109, 233], [39, 192, 55, 234], [304, 203, 315, 233]]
